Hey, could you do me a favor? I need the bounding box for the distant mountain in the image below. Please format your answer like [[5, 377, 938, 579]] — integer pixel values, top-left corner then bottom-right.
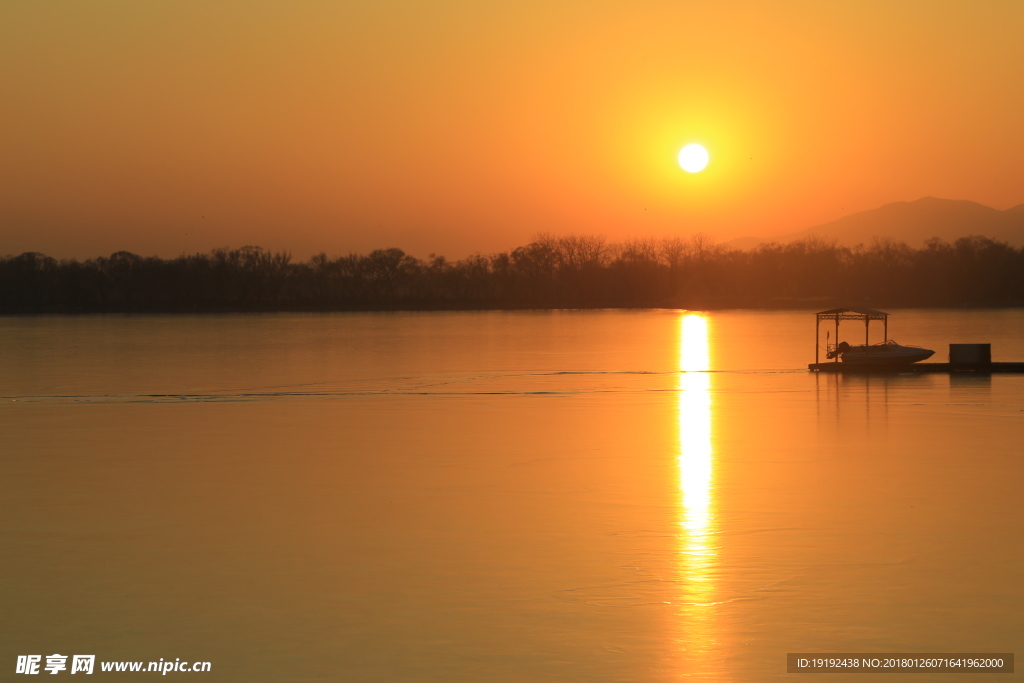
[[727, 197, 1024, 250]]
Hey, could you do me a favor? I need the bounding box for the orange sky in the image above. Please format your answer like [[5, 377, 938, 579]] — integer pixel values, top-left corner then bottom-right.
[[2, 0, 1023, 260]]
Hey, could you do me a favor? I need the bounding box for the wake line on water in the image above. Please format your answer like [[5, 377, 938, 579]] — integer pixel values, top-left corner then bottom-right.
[[1, 368, 804, 404], [2, 390, 581, 404]]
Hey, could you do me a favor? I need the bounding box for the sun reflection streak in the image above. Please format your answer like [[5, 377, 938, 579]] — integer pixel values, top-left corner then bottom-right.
[[677, 314, 716, 608]]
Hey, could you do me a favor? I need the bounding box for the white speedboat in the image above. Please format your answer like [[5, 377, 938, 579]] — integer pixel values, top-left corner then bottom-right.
[[826, 339, 935, 364]]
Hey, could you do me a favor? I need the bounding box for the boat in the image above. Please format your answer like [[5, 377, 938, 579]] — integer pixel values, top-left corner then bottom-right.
[[813, 308, 935, 365], [826, 339, 935, 364]]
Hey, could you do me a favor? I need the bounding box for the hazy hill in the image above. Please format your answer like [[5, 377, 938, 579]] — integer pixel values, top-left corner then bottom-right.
[[727, 197, 1024, 250]]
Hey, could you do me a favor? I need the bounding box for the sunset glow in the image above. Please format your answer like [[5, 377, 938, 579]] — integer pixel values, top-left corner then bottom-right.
[[2, 3, 1022, 259], [4, 1, 1024, 675]]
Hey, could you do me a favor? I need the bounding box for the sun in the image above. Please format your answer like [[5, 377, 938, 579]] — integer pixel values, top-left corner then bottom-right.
[[678, 144, 709, 173]]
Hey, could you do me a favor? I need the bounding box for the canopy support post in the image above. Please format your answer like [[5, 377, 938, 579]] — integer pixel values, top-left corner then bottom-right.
[[834, 317, 839, 363]]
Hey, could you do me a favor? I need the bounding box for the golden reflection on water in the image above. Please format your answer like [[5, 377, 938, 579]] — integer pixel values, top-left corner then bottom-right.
[[675, 313, 717, 671], [677, 314, 715, 605]]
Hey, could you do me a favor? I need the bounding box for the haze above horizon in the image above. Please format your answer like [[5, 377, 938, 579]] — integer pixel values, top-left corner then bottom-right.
[[3, 1, 1023, 260]]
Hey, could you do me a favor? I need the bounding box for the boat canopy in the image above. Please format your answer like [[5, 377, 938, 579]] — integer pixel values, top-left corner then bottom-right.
[[815, 307, 888, 321], [814, 308, 890, 364]]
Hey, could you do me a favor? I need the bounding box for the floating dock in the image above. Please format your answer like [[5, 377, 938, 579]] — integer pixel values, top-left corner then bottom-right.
[[809, 308, 1024, 373], [809, 362, 1024, 373]]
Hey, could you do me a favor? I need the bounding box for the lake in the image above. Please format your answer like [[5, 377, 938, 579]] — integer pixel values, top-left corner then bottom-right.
[[2, 309, 1022, 681]]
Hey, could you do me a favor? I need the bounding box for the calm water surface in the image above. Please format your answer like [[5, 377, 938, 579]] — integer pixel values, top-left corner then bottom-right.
[[2, 310, 1022, 681]]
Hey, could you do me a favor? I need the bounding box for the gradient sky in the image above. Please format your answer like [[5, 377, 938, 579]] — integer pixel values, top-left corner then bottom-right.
[[2, 0, 1023, 260]]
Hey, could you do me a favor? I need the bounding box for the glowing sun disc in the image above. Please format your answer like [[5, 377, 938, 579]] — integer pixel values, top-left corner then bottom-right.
[[678, 144, 709, 173]]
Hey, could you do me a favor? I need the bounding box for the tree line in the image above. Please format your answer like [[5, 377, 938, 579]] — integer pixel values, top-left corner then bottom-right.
[[1, 233, 1022, 313]]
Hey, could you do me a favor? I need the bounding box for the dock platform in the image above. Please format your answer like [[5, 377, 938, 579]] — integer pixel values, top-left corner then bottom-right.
[[808, 362, 1024, 373]]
